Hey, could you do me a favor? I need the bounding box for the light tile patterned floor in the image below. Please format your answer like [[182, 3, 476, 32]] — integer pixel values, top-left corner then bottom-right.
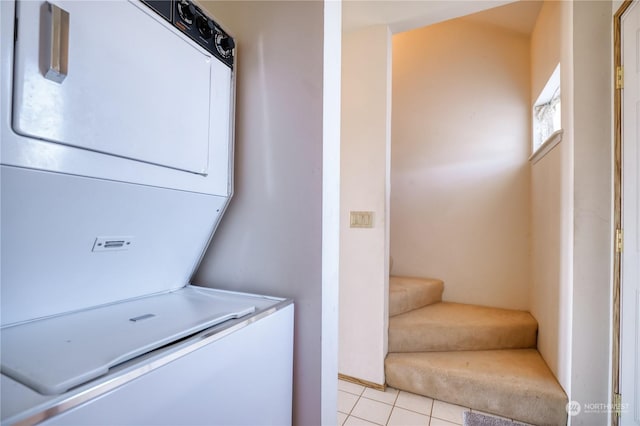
[[337, 379, 516, 426]]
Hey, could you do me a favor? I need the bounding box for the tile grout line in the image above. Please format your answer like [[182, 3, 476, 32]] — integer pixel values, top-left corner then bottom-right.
[[394, 392, 435, 419], [339, 385, 360, 426], [349, 392, 361, 418], [357, 391, 392, 426], [339, 386, 366, 397], [338, 388, 363, 422], [349, 413, 386, 426], [383, 391, 400, 426], [362, 392, 432, 424], [425, 398, 433, 426], [347, 388, 400, 426], [340, 383, 478, 426]]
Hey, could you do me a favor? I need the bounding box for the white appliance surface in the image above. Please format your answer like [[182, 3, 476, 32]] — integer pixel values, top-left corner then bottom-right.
[[1, 0, 295, 424], [0, 0, 235, 326], [1, 286, 256, 396], [1, 291, 294, 426], [0, 165, 229, 326], [13, 0, 212, 175], [1, 0, 234, 196]]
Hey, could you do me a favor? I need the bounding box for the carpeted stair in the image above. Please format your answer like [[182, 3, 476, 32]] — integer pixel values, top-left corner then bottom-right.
[[385, 276, 568, 426], [389, 276, 444, 317]]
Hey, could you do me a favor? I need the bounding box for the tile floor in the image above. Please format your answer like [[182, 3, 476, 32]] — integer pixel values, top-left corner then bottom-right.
[[337, 379, 517, 426]]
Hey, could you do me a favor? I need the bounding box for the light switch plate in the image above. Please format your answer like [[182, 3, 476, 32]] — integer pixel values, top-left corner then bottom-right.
[[350, 211, 374, 228]]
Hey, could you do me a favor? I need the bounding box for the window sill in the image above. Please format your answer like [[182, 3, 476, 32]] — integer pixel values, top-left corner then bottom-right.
[[529, 129, 563, 164]]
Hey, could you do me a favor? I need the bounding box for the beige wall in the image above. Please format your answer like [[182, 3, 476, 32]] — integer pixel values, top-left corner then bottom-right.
[[529, 0, 571, 391], [339, 25, 391, 386], [530, 1, 562, 98], [530, 144, 566, 384], [195, 2, 325, 424], [391, 18, 531, 310], [530, 3, 614, 421]]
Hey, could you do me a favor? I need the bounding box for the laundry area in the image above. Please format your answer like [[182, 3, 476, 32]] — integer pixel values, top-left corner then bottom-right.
[[0, 1, 294, 424]]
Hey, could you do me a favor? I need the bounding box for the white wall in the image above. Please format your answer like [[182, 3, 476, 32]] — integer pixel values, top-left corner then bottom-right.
[[339, 25, 391, 386], [195, 2, 325, 424], [529, 0, 572, 391], [530, 3, 614, 422], [570, 1, 612, 423], [322, 0, 342, 424], [391, 18, 531, 310]]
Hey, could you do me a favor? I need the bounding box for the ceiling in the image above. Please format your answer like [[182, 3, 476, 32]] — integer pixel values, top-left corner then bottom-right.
[[461, 1, 543, 36], [342, 0, 543, 35]]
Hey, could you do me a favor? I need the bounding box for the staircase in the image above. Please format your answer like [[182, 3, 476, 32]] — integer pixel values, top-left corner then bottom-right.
[[385, 276, 568, 426]]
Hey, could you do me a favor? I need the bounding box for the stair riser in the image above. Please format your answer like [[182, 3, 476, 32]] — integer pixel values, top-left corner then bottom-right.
[[389, 277, 444, 317], [386, 367, 566, 425], [386, 352, 568, 426], [388, 325, 537, 352]]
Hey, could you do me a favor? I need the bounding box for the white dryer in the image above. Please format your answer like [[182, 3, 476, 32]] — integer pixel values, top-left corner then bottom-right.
[[0, 1, 293, 424]]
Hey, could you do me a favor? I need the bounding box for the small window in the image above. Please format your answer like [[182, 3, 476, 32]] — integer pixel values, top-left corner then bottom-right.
[[532, 64, 561, 154]]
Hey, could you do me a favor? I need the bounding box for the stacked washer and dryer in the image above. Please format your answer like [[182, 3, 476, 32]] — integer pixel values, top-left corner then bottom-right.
[[0, 1, 294, 424]]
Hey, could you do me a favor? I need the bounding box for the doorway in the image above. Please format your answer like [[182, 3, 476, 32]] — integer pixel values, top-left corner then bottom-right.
[[615, 1, 640, 425]]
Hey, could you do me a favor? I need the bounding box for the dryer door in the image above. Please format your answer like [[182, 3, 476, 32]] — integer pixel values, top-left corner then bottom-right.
[[12, 0, 213, 175]]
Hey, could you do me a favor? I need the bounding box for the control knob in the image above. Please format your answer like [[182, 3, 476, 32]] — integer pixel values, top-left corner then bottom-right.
[[177, 0, 196, 25], [215, 34, 235, 58], [196, 15, 215, 39]]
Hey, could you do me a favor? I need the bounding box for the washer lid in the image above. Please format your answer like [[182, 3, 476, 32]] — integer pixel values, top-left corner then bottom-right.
[[0, 286, 255, 395]]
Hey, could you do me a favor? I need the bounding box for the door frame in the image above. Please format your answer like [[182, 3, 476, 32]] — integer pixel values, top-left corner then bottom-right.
[[613, 2, 635, 425]]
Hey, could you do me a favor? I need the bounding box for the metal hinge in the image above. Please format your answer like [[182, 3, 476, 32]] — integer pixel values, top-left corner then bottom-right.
[[614, 393, 622, 417], [616, 229, 624, 253], [616, 66, 624, 89]]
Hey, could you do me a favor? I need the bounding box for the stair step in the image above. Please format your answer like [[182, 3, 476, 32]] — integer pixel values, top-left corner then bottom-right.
[[385, 349, 568, 426], [388, 302, 537, 352], [389, 276, 444, 317]]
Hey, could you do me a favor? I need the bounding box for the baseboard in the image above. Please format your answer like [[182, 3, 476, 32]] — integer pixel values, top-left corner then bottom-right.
[[338, 373, 386, 391]]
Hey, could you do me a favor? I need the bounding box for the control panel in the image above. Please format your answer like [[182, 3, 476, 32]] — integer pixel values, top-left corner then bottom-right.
[[141, 0, 235, 69]]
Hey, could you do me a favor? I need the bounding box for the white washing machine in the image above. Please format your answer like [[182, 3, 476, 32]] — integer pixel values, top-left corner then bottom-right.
[[0, 1, 293, 424]]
